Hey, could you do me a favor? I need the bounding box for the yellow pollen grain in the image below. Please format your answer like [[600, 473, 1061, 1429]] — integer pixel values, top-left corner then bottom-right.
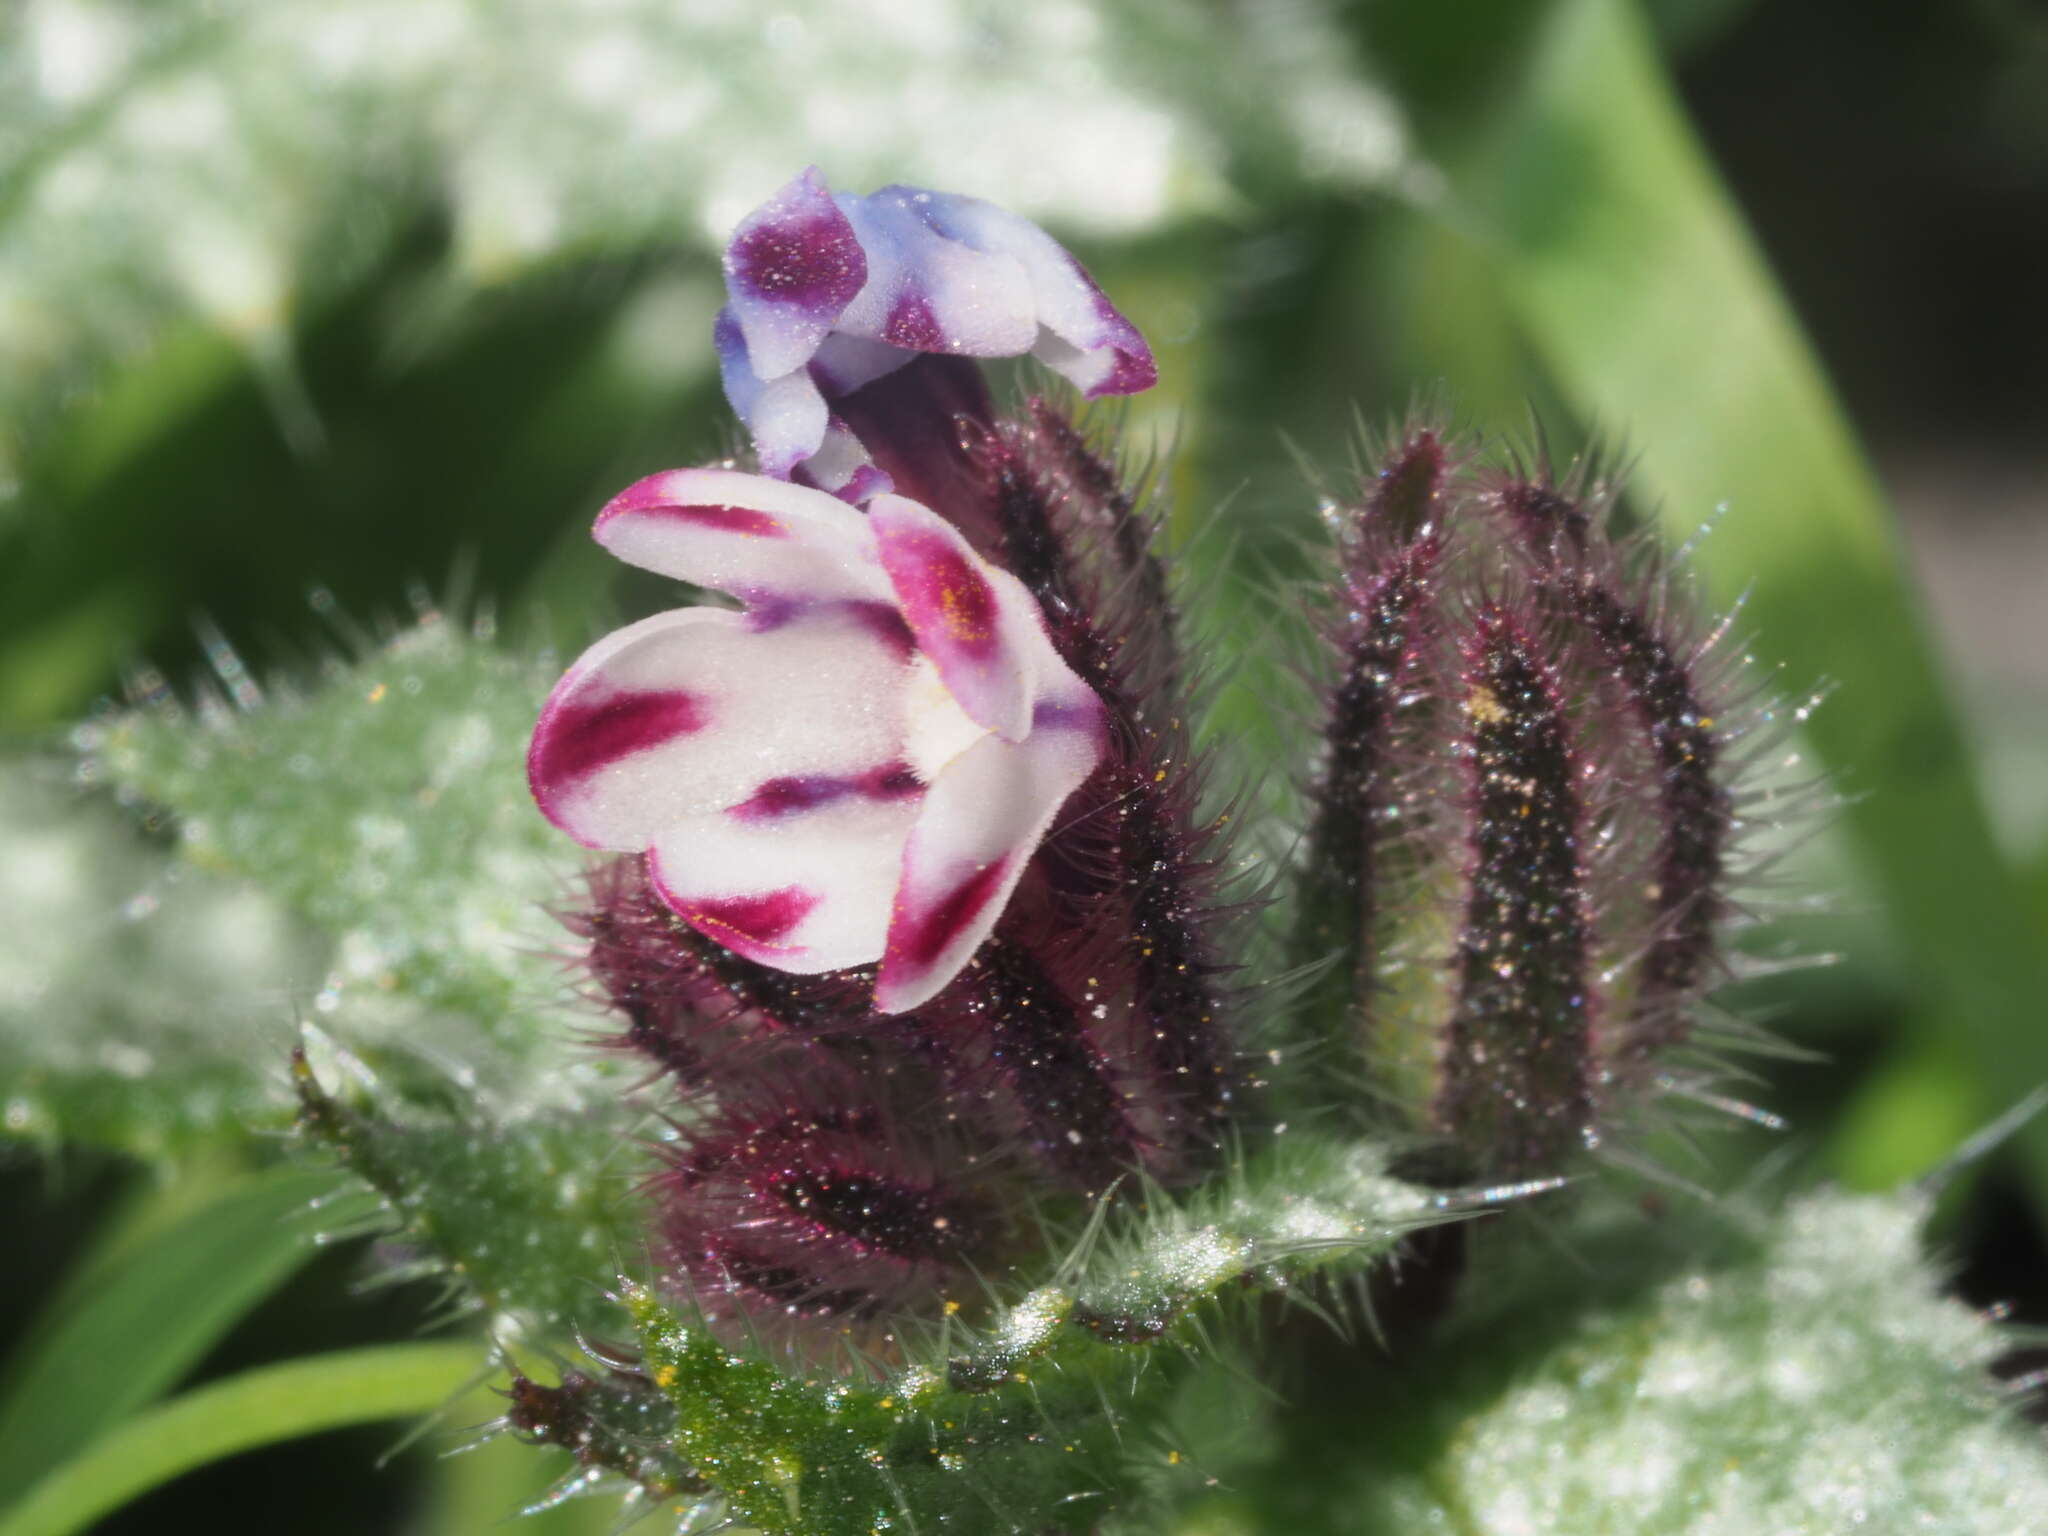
[[939, 584, 989, 642], [1466, 685, 1508, 725], [654, 1364, 678, 1389], [366, 683, 387, 703], [943, 1299, 961, 1316]]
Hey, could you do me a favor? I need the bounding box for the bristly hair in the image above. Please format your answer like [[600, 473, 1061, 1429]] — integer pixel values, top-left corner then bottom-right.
[[568, 855, 894, 1096], [1480, 462, 1735, 1081], [1436, 601, 1598, 1178], [651, 1082, 1018, 1359], [1296, 425, 1456, 1080], [558, 396, 1256, 1355], [1297, 417, 1806, 1183], [972, 395, 1246, 1167]]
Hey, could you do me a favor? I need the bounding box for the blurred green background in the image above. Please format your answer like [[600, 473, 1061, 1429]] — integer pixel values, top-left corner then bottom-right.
[[2, 0, 2045, 1529]]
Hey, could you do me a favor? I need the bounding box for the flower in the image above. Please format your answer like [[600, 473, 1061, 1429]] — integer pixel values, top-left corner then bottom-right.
[[715, 167, 1156, 496], [527, 467, 1107, 1014]]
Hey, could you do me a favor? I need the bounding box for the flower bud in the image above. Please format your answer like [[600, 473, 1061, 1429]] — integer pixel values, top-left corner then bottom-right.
[[1303, 431, 1749, 1179]]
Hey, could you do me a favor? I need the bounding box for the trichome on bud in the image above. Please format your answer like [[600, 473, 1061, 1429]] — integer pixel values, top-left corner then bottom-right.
[[1301, 427, 1773, 1181]]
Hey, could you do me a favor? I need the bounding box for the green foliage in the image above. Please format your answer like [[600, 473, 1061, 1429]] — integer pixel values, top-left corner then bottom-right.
[[0, 1164, 335, 1499], [1257, 1188, 2048, 1534], [0, 756, 323, 1155], [621, 1138, 1434, 1534], [0, 1341, 481, 1536], [91, 618, 569, 1029], [2, 617, 634, 1157], [292, 1048, 640, 1336]]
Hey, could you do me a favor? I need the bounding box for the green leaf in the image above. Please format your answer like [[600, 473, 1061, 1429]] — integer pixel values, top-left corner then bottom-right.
[[0, 754, 327, 1157], [1392, 0, 2048, 1196], [0, 1164, 336, 1498], [0, 1341, 482, 1536], [0, 0, 1407, 515], [92, 620, 568, 1024], [1287, 1188, 2048, 1533], [292, 1049, 642, 1335]]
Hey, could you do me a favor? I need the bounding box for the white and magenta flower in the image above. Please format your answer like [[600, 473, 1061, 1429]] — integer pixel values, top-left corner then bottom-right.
[[716, 167, 1156, 496], [527, 468, 1107, 1015]]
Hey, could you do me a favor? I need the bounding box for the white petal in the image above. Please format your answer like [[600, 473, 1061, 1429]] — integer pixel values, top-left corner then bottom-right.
[[837, 189, 1040, 358], [715, 306, 829, 478], [917, 191, 1156, 396], [595, 467, 895, 607], [648, 794, 918, 972], [530, 605, 914, 851], [875, 714, 1105, 1014]]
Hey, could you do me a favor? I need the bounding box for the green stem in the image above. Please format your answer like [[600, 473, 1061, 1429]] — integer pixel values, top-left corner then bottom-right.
[[0, 1343, 482, 1536]]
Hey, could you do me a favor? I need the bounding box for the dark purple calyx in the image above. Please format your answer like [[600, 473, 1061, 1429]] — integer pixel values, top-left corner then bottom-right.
[[1298, 429, 1450, 1056], [971, 408, 1237, 1155], [768, 1167, 986, 1262], [1492, 473, 1592, 557], [830, 354, 1005, 552], [661, 1103, 1000, 1329], [1025, 399, 1174, 656], [576, 856, 877, 1092], [1435, 607, 1597, 1178], [1301, 536, 1444, 1012], [708, 1245, 879, 1319], [1369, 427, 1448, 539], [1561, 572, 1729, 1066], [1492, 472, 1733, 1073], [955, 938, 1142, 1193]]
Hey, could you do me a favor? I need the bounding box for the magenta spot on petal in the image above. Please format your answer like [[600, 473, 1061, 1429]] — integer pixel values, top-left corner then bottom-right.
[[878, 529, 999, 657], [1093, 341, 1159, 397], [727, 761, 925, 823], [728, 206, 866, 317], [881, 291, 947, 352], [683, 886, 819, 952], [832, 463, 894, 505], [533, 688, 706, 795], [640, 502, 790, 537], [727, 776, 850, 821], [862, 762, 925, 800], [891, 859, 1010, 973]]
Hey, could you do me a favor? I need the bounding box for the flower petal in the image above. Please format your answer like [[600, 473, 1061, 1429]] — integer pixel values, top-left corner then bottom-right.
[[595, 465, 894, 608], [906, 190, 1155, 396], [722, 167, 868, 382], [837, 187, 1041, 358], [875, 716, 1106, 1014], [793, 418, 894, 504], [867, 494, 1048, 741], [530, 604, 914, 850], [715, 306, 828, 478], [648, 794, 919, 972], [808, 332, 915, 397]]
